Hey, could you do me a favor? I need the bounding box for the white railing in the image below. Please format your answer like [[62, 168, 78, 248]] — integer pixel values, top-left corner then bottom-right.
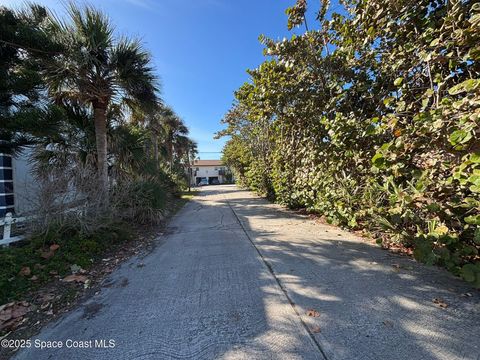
[[0, 212, 27, 246]]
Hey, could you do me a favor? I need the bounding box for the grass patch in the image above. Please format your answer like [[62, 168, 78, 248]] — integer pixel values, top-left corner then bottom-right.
[[0, 221, 132, 305], [180, 189, 198, 200]]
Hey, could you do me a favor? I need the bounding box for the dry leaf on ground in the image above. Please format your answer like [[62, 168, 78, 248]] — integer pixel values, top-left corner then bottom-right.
[[18, 267, 31, 277], [63, 274, 88, 283], [311, 326, 321, 333], [433, 298, 448, 308], [50, 244, 60, 251], [306, 309, 320, 317], [0, 302, 32, 331]]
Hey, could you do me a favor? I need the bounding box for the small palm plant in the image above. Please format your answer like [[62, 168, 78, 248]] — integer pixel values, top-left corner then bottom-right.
[[43, 3, 158, 194]]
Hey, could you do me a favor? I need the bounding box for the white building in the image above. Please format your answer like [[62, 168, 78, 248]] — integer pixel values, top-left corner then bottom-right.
[[190, 160, 231, 185]]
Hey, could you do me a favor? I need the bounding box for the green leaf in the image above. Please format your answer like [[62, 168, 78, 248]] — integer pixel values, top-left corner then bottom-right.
[[469, 175, 480, 185], [470, 153, 480, 163], [470, 185, 480, 193], [465, 215, 480, 225], [365, 124, 376, 135], [448, 79, 480, 95], [383, 97, 395, 106], [372, 153, 385, 168], [394, 77, 403, 86], [460, 264, 478, 283], [367, 26, 375, 37], [449, 130, 472, 146], [474, 228, 480, 245]]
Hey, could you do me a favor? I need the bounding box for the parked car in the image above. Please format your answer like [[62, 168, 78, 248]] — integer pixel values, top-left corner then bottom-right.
[[211, 179, 220, 185], [198, 178, 208, 186]]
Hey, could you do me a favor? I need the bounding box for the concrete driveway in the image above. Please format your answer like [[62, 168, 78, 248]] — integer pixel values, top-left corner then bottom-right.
[[13, 185, 480, 360]]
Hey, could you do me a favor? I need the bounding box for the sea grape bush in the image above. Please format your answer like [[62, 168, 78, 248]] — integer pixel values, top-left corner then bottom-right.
[[218, 0, 480, 285]]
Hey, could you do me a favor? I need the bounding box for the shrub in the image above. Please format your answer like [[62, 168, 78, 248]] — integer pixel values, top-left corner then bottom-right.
[[220, 0, 480, 286], [0, 221, 131, 304]]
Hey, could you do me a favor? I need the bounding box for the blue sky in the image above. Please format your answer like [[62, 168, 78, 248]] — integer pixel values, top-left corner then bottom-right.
[[1, 0, 320, 160]]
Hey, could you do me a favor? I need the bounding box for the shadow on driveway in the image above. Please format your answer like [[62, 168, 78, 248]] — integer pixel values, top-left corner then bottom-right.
[[219, 185, 480, 360]]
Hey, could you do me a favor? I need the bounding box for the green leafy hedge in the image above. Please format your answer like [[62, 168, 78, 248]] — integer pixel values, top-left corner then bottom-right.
[[220, 0, 480, 286]]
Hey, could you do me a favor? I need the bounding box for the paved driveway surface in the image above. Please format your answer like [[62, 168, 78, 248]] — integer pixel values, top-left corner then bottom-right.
[[13, 185, 480, 360]]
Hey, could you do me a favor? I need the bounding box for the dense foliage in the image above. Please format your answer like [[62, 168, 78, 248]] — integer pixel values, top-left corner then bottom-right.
[[0, 5, 61, 153], [219, 0, 480, 285], [0, 3, 197, 304], [0, 4, 197, 212]]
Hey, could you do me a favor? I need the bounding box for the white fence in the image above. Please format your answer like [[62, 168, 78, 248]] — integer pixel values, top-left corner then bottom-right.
[[0, 212, 27, 246]]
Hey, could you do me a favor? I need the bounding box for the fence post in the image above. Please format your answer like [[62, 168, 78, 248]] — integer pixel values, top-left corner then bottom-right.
[[3, 212, 12, 246]]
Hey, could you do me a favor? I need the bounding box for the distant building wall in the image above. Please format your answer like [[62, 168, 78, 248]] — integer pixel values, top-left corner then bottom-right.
[[189, 160, 233, 185]]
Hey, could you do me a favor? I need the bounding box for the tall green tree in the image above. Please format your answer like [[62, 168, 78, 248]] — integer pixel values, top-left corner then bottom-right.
[[43, 3, 158, 192], [0, 4, 60, 154], [159, 106, 189, 171]]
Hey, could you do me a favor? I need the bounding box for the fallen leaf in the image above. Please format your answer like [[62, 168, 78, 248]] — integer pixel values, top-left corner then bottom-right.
[[311, 326, 321, 333], [18, 267, 31, 277], [49, 270, 58, 275], [306, 309, 320, 317], [0, 309, 12, 322], [0, 318, 18, 331], [29, 275, 38, 281], [433, 298, 448, 308], [63, 274, 88, 283], [0, 302, 15, 311], [11, 306, 29, 318], [39, 293, 55, 302], [0, 301, 31, 331], [461, 292, 473, 297], [50, 244, 60, 251]]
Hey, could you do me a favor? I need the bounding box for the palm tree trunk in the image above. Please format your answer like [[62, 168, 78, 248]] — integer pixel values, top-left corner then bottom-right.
[[93, 104, 109, 195]]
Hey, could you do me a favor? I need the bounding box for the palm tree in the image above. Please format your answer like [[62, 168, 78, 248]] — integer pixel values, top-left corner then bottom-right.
[[159, 106, 189, 171], [43, 3, 158, 193], [129, 105, 165, 170], [181, 138, 197, 192]]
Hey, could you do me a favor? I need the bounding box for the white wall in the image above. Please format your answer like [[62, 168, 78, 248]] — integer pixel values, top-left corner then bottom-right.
[[195, 166, 218, 178], [13, 149, 38, 215], [193, 166, 227, 184]]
